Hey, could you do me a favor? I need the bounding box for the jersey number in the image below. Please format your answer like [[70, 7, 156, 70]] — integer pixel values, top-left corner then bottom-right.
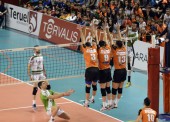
[[147, 114, 154, 121], [104, 54, 109, 61], [118, 56, 126, 64], [90, 54, 96, 61]]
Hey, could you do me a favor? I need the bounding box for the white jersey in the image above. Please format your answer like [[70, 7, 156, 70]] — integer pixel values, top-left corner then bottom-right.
[[28, 54, 44, 72]]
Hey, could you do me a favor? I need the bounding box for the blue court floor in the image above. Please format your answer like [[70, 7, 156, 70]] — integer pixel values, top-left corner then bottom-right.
[[0, 28, 165, 122]]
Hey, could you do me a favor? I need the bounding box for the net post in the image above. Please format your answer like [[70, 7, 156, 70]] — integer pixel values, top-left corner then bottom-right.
[[148, 47, 160, 114], [162, 43, 170, 113]]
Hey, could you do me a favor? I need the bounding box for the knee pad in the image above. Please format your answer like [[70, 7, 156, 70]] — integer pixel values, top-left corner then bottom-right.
[[118, 88, 123, 94], [47, 84, 51, 90], [92, 85, 97, 91], [100, 88, 106, 96], [106, 87, 111, 94], [32, 87, 38, 95], [112, 88, 117, 95], [86, 86, 91, 93]]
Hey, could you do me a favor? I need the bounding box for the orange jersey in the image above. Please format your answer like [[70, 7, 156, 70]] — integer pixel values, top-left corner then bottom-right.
[[112, 46, 126, 69], [140, 107, 157, 122], [98, 45, 111, 70], [81, 45, 98, 68]]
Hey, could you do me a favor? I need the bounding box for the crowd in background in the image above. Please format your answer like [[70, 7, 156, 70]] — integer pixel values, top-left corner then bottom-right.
[[20, 0, 170, 44]]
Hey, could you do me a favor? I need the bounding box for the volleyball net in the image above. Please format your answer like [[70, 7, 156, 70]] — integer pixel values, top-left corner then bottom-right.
[[0, 43, 85, 85]]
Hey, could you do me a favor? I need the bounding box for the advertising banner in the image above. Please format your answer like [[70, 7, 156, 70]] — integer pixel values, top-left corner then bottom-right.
[[5, 3, 42, 36], [39, 15, 80, 50]]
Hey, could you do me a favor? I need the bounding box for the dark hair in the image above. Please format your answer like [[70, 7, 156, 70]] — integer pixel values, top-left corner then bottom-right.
[[85, 42, 91, 47], [144, 97, 151, 106], [116, 40, 123, 48], [99, 40, 106, 47], [38, 81, 44, 89]]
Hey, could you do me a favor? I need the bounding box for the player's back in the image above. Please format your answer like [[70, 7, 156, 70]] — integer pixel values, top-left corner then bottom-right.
[[81, 45, 98, 68], [112, 46, 126, 70], [98, 45, 111, 70], [141, 107, 157, 122]]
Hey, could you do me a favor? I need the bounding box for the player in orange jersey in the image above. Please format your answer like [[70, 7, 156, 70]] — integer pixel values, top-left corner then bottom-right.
[[108, 23, 127, 108], [136, 97, 158, 122], [77, 25, 99, 107], [96, 24, 112, 111]]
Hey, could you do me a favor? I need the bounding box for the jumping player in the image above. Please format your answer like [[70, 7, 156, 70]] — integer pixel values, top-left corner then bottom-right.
[[97, 24, 112, 111], [109, 23, 127, 108], [78, 25, 99, 107]]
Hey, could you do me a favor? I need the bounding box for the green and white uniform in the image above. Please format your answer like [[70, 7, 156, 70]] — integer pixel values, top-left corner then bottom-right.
[[40, 90, 64, 116], [28, 53, 46, 80]]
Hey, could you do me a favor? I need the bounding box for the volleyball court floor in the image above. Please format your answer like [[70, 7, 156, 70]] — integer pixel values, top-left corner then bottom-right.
[[0, 29, 164, 122]]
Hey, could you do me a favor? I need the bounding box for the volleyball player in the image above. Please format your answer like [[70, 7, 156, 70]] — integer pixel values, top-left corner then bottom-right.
[[136, 97, 158, 122], [77, 24, 99, 107], [96, 24, 112, 111], [27, 45, 51, 110], [109, 24, 127, 108], [38, 80, 74, 122]]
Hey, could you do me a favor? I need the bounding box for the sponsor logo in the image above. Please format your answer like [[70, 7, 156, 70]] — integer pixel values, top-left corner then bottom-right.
[[8, 6, 38, 33], [28, 11, 38, 33], [135, 52, 147, 62], [9, 7, 29, 24], [42, 18, 78, 42]]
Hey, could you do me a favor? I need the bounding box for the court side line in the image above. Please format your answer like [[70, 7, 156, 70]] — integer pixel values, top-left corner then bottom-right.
[[0, 73, 84, 86], [0, 73, 25, 86], [0, 102, 73, 112], [63, 97, 123, 122], [1, 73, 123, 122]]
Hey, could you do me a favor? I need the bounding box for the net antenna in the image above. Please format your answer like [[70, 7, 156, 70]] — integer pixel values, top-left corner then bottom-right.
[[0, 43, 84, 86]]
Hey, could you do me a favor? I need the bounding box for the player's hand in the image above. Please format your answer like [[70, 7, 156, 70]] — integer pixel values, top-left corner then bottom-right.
[[165, 38, 169, 42], [77, 25, 84, 30], [64, 89, 75, 96]]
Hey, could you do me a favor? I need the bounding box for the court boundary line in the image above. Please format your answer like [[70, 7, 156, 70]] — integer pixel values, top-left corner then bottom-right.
[[0, 102, 73, 112], [1, 73, 123, 122], [63, 97, 123, 122], [0, 73, 84, 86]]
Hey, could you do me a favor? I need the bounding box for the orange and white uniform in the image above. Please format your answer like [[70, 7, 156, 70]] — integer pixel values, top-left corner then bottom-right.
[[140, 107, 157, 122], [98, 45, 111, 70], [112, 46, 126, 70], [81, 45, 98, 68]]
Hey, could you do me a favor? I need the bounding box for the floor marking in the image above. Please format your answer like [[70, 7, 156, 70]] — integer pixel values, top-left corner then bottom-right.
[[0, 73, 123, 122], [0, 102, 73, 112], [64, 97, 123, 122]]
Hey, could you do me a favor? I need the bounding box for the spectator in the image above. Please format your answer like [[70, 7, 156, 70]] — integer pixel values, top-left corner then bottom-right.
[[0, 0, 7, 29], [66, 11, 77, 22]]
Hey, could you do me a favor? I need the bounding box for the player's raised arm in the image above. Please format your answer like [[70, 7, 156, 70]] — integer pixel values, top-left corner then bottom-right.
[[116, 23, 122, 41], [77, 25, 86, 45], [103, 22, 108, 44]]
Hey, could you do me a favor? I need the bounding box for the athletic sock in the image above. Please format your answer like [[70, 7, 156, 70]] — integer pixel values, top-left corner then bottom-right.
[[102, 102, 107, 108], [32, 100, 36, 105], [91, 95, 95, 100], [108, 100, 112, 106], [85, 99, 89, 104]]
